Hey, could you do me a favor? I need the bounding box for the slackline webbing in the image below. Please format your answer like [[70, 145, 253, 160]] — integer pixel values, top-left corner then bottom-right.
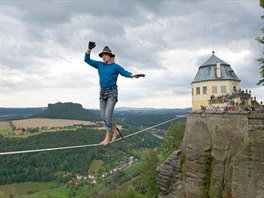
[[0, 115, 186, 156]]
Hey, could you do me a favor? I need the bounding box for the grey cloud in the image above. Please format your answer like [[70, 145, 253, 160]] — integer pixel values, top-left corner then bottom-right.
[[2, 0, 262, 107], [4, 1, 261, 65], [3, 70, 94, 93], [3, 1, 144, 27], [3, 42, 68, 71], [155, 1, 261, 50]]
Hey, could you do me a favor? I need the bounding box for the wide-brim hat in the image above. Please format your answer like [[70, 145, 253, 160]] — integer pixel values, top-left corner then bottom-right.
[[99, 46, 115, 57]]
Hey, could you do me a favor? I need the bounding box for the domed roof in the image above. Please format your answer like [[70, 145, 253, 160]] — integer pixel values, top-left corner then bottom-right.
[[200, 51, 229, 67], [192, 51, 240, 83]]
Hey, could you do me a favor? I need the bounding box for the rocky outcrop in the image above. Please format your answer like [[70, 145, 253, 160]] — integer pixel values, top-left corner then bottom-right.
[[157, 150, 185, 198], [33, 102, 99, 121], [157, 112, 264, 198]]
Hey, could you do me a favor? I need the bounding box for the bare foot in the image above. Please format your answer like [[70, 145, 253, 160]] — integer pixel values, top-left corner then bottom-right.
[[100, 132, 110, 146], [111, 130, 119, 142], [111, 124, 120, 142]]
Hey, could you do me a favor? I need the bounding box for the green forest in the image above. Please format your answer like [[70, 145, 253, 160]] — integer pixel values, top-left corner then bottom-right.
[[0, 124, 158, 184], [0, 121, 186, 197]]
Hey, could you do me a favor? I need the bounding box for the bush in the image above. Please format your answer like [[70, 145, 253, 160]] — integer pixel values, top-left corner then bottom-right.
[[160, 122, 186, 161]]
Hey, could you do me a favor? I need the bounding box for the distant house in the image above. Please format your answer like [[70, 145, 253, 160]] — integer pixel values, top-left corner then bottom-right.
[[88, 174, 95, 180], [14, 129, 23, 135], [91, 179, 97, 184], [41, 126, 48, 130], [14, 127, 26, 135], [73, 124, 84, 129], [76, 175, 83, 180]]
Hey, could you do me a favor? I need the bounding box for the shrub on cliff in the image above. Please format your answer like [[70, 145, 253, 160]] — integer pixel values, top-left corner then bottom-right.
[[160, 122, 186, 161]]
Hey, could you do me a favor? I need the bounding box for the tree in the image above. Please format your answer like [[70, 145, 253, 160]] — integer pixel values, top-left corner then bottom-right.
[[133, 150, 160, 197], [160, 122, 186, 161], [257, 1, 264, 86]]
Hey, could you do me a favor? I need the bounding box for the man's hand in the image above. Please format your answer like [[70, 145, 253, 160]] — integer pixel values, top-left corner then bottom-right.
[[88, 41, 96, 50], [133, 74, 145, 78]]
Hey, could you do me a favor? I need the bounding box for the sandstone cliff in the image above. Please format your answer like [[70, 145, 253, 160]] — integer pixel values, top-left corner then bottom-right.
[[157, 111, 264, 198]]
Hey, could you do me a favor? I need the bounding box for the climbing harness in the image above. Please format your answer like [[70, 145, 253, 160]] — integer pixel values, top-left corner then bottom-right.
[[0, 115, 186, 156]]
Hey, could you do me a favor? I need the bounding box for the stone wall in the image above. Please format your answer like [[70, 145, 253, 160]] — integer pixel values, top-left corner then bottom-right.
[[157, 112, 264, 198]]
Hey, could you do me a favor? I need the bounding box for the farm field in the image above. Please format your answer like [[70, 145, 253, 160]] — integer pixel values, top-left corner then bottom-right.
[[12, 118, 94, 129], [0, 118, 123, 137], [0, 121, 12, 136]]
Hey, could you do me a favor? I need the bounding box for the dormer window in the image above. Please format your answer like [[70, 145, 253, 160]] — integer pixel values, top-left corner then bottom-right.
[[229, 69, 234, 77]]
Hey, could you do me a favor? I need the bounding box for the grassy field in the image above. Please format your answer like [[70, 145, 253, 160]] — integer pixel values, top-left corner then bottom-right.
[[12, 118, 94, 129], [0, 121, 12, 136], [89, 160, 104, 176], [0, 181, 59, 198], [124, 161, 143, 174], [0, 181, 104, 198], [27, 182, 108, 198], [23, 185, 68, 198], [1, 119, 123, 137]]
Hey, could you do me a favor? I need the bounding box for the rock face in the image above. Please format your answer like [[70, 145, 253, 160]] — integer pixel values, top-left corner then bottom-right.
[[157, 112, 264, 198], [157, 150, 185, 198]]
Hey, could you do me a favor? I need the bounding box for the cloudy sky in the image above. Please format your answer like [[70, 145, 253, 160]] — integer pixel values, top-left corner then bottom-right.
[[1, 0, 263, 109]]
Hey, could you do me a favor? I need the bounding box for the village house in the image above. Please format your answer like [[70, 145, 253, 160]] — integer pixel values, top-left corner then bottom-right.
[[14, 127, 27, 135], [100, 156, 139, 179]]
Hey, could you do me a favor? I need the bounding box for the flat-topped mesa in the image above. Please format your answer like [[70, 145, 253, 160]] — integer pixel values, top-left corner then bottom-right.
[[48, 102, 83, 110], [33, 102, 99, 121]]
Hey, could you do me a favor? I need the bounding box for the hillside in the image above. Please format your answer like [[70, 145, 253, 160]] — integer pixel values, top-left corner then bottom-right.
[[1, 105, 190, 125], [0, 127, 161, 185], [0, 107, 45, 120], [90, 108, 189, 129], [32, 102, 99, 121], [0, 108, 187, 197]]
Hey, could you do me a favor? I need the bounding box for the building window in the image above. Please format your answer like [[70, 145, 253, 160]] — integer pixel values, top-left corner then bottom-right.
[[221, 86, 226, 94], [233, 86, 237, 92], [212, 86, 217, 94], [203, 86, 207, 94], [196, 87, 200, 95]]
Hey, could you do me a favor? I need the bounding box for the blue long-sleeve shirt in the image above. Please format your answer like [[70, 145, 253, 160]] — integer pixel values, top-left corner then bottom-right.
[[84, 53, 132, 88]]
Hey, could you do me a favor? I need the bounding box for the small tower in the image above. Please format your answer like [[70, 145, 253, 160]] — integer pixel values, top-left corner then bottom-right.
[[191, 52, 241, 110]]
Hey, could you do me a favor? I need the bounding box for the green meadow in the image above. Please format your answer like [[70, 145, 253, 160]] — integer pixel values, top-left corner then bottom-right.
[[0, 182, 60, 198]]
